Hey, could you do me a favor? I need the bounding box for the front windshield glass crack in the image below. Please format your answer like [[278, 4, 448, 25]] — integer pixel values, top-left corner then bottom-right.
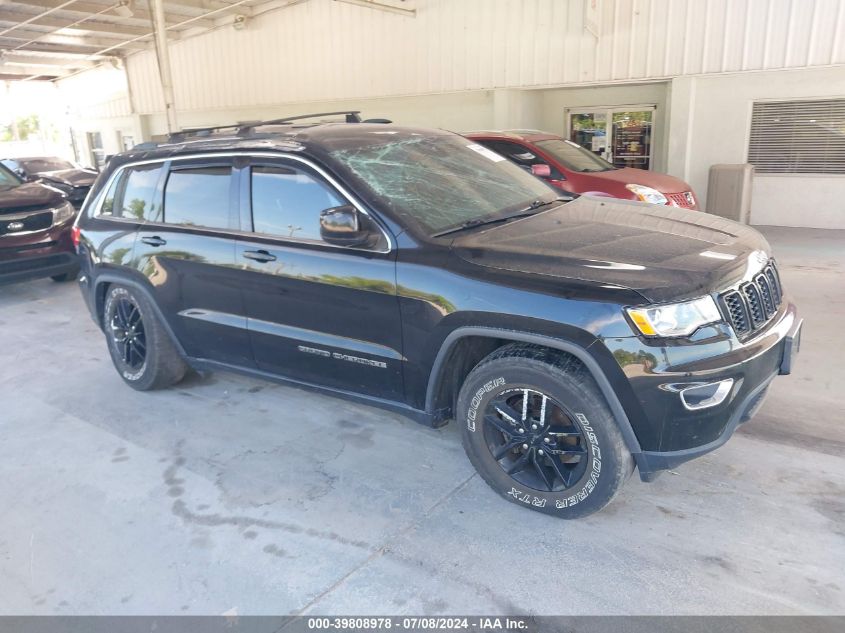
[[331, 135, 560, 235]]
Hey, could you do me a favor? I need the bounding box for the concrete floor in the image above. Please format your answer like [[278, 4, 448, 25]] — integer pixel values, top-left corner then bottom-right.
[[0, 227, 842, 615]]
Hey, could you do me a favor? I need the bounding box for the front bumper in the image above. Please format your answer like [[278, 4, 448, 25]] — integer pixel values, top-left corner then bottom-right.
[[604, 302, 801, 478], [0, 218, 78, 285]]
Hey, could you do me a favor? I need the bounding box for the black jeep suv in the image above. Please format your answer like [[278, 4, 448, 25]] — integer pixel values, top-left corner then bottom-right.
[[74, 115, 801, 518]]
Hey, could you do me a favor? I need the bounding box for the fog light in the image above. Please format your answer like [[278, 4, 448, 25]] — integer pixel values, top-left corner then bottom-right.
[[677, 379, 734, 411]]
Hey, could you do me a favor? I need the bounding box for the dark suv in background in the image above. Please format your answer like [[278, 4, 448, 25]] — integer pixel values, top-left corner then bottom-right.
[[1, 156, 98, 208], [0, 162, 79, 285], [74, 113, 801, 518]]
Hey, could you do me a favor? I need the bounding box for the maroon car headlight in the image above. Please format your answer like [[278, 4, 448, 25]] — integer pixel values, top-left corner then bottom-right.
[[625, 184, 668, 206], [52, 201, 76, 226]]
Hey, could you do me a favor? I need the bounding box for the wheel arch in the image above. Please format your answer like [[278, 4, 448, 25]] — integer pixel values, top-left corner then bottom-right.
[[425, 327, 643, 456], [93, 272, 189, 360]]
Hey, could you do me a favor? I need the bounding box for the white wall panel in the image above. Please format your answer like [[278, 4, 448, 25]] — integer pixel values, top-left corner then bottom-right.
[[115, 0, 841, 116], [665, 65, 845, 229]]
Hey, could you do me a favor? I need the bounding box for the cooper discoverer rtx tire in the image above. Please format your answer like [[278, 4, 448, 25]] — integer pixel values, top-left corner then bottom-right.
[[457, 344, 634, 518], [103, 284, 187, 391]]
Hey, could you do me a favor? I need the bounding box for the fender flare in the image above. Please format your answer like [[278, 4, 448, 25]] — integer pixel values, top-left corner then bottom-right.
[[93, 273, 189, 359], [425, 326, 642, 456]]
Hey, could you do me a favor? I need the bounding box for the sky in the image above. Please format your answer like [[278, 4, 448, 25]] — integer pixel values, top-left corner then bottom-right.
[[1, 81, 67, 125]]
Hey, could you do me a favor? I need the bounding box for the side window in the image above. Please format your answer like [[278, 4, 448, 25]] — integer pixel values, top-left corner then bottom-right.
[[118, 163, 163, 220], [163, 166, 232, 229], [99, 171, 123, 216], [250, 165, 346, 242]]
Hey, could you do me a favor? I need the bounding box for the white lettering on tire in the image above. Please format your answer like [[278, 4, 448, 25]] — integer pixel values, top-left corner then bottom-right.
[[466, 377, 505, 432], [507, 487, 547, 508], [554, 412, 601, 510]]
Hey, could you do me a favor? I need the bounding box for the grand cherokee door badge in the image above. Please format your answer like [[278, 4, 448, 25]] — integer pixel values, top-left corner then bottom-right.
[[297, 345, 387, 369]]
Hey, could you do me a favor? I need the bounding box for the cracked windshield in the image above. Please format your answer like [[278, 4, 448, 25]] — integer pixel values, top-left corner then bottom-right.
[[331, 134, 561, 234]]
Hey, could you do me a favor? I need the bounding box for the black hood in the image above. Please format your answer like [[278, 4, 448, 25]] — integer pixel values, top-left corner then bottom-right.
[[0, 181, 65, 215], [38, 168, 97, 187], [451, 196, 771, 303]]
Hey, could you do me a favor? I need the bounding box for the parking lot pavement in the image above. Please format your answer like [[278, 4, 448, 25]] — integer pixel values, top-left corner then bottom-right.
[[0, 226, 843, 616]]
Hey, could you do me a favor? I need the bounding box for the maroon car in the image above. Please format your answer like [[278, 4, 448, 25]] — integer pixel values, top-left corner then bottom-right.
[[0, 162, 79, 285], [465, 130, 698, 210]]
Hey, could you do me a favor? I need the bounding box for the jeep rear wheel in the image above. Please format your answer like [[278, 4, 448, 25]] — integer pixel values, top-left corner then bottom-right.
[[103, 285, 187, 391], [457, 344, 633, 519]]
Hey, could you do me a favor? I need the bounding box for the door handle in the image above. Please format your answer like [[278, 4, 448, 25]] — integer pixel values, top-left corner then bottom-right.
[[242, 249, 277, 263], [141, 236, 167, 247]]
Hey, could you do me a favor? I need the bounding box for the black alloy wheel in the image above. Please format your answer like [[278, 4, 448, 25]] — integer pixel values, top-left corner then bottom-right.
[[109, 296, 146, 371], [483, 388, 588, 492]]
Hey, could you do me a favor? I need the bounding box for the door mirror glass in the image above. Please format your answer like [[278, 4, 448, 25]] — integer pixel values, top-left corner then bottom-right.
[[319, 205, 369, 246], [530, 164, 551, 178]]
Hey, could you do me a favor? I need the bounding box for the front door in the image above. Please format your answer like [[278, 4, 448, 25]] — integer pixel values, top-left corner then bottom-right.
[[234, 156, 404, 401], [567, 106, 656, 169]]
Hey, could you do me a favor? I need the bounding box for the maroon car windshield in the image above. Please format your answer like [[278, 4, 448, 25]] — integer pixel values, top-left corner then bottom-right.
[[0, 164, 21, 189], [535, 139, 616, 173]]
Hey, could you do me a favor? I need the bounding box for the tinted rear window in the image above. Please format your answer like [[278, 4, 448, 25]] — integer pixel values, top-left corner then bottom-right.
[[118, 164, 162, 220]]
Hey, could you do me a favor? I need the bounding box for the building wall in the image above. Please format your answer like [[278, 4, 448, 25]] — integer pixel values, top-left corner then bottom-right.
[[667, 66, 845, 228], [142, 90, 496, 137], [56, 0, 845, 228], [56, 65, 143, 162], [124, 0, 845, 116]]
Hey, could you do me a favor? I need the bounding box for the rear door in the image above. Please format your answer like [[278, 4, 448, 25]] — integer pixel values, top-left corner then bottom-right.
[[235, 156, 403, 400], [133, 156, 253, 367]]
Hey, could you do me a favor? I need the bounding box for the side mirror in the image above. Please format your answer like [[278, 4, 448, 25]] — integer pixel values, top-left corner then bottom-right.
[[319, 205, 370, 246], [531, 164, 552, 179]]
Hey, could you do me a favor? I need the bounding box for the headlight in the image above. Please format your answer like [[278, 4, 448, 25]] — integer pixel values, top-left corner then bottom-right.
[[52, 201, 76, 225], [626, 296, 722, 337], [625, 184, 668, 205]]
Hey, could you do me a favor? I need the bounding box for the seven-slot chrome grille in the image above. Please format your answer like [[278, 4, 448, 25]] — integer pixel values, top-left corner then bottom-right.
[[719, 260, 783, 338]]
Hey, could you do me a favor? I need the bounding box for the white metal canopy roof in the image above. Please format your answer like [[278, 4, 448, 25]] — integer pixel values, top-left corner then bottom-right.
[[0, 0, 296, 81]]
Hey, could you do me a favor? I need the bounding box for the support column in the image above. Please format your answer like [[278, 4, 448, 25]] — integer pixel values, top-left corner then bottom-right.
[[149, 0, 178, 133], [666, 76, 697, 183]]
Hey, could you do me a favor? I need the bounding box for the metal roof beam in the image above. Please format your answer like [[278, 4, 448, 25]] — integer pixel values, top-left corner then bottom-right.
[[0, 46, 116, 60], [162, 0, 249, 10], [0, 51, 96, 67], [0, 28, 149, 49], [1, 0, 215, 29], [0, 62, 72, 75], [0, 13, 151, 37]]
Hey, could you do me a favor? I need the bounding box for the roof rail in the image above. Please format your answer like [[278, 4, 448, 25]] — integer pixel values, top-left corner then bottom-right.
[[165, 111, 365, 143], [253, 110, 363, 127]]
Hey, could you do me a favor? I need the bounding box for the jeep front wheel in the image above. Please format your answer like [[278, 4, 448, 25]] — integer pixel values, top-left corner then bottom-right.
[[457, 344, 633, 519]]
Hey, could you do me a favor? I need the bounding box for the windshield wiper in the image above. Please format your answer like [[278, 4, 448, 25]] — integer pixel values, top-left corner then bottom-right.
[[432, 198, 568, 238], [513, 197, 571, 214]]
